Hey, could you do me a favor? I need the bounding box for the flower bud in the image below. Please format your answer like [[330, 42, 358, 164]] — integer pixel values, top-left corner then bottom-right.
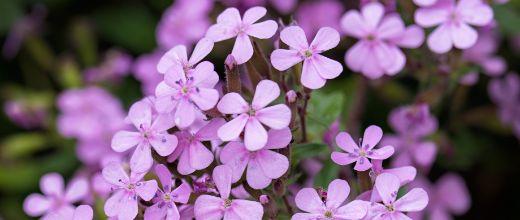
[[259, 195, 269, 205], [285, 90, 297, 103]]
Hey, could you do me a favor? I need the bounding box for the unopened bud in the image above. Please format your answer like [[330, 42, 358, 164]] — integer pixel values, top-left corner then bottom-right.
[[225, 54, 237, 72], [259, 195, 269, 205], [285, 90, 297, 103]]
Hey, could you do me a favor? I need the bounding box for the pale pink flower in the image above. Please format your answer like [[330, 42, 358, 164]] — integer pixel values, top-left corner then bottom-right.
[[295, 0, 344, 39], [414, 0, 439, 6], [111, 100, 178, 173], [415, 0, 494, 53], [194, 165, 264, 219], [102, 162, 158, 220], [220, 128, 291, 189], [167, 118, 226, 175], [271, 26, 342, 89], [23, 173, 88, 219], [292, 179, 370, 220], [133, 50, 165, 95], [217, 80, 291, 151], [155, 61, 220, 128], [157, 37, 214, 74], [206, 6, 278, 64], [44, 205, 93, 220], [331, 125, 395, 171], [342, 2, 424, 79], [370, 173, 428, 219]]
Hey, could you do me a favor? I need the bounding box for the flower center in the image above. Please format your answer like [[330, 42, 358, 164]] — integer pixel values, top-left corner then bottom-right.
[[223, 199, 233, 208], [304, 50, 313, 58], [366, 34, 376, 41], [324, 210, 333, 218], [127, 183, 136, 190], [385, 204, 395, 212], [248, 108, 256, 116], [163, 193, 172, 202]]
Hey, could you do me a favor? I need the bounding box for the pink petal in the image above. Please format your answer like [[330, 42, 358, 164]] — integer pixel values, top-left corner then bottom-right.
[[136, 180, 158, 201], [371, 42, 395, 74], [310, 27, 340, 52], [326, 179, 350, 209], [256, 150, 289, 179], [247, 20, 278, 39], [213, 165, 233, 199], [174, 99, 196, 128], [144, 203, 167, 220], [335, 132, 358, 153], [196, 118, 227, 141], [395, 25, 425, 48], [291, 213, 322, 220], [24, 194, 50, 217], [451, 23, 478, 49], [383, 166, 417, 186], [354, 157, 372, 171], [154, 93, 176, 113], [164, 64, 187, 87], [413, 0, 438, 7], [104, 190, 124, 217], [414, 5, 450, 28], [361, 2, 384, 29], [252, 80, 280, 110], [280, 26, 309, 50], [194, 195, 224, 219], [255, 104, 291, 129], [102, 162, 129, 186], [189, 141, 214, 170], [177, 149, 196, 175], [270, 49, 303, 71], [149, 133, 177, 156], [217, 8, 241, 26], [117, 194, 139, 220], [413, 141, 437, 167], [244, 117, 268, 151], [217, 93, 249, 114], [385, 45, 406, 75], [246, 158, 272, 189], [217, 114, 249, 141], [311, 54, 342, 79], [172, 182, 192, 203], [427, 24, 453, 54], [40, 173, 64, 197], [64, 178, 88, 203], [230, 199, 264, 219], [331, 152, 358, 166], [362, 125, 383, 150], [191, 87, 219, 111], [301, 59, 326, 89], [368, 146, 395, 160], [377, 15, 405, 40], [341, 10, 368, 38], [394, 188, 429, 212], [128, 100, 152, 128], [220, 142, 249, 182], [458, 0, 493, 26], [265, 127, 292, 149], [130, 144, 153, 173], [73, 205, 93, 220], [188, 37, 214, 65], [345, 41, 371, 72], [335, 200, 370, 219], [157, 45, 188, 74], [242, 6, 266, 24], [192, 61, 219, 88], [375, 173, 400, 205], [437, 173, 470, 214], [294, 188, 324, 213], [111, 131, 141, 152], [154, 164, 172, 188], [206, 24, 237, 42], [232, 33, 254, 64]]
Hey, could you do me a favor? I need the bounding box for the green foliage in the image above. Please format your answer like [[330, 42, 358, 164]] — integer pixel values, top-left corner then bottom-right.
[[291, 142, 330, 168], [314, 158, 340, 188], [306, 90, 345, 142]]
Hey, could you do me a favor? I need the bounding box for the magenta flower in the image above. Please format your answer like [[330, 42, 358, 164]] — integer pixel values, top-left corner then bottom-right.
[[23, 173, 89, 219], [331, 125, 395, 171], [415, 0, 494, 53], [155, 61, 220, 128], [157, 37, 214, 74], [194, 165, 264, 219], [144, 164, 192, 220], [167, 118, 226, 175], [217, 80, 291, 150], [220, 128, 291, 189], [111, 100, 178, 173], [206, 6, 278, 64], [370, 173, 428, 219], [133, 50, 165, 95], [295, 0, 344, 39], [292, 179, 369, 220], [271, 26, 342, 89], [342, 2, 424, 79], [488, 74, 520, 139], [409, 173, 470, 220], [102, 162, 158, 220]]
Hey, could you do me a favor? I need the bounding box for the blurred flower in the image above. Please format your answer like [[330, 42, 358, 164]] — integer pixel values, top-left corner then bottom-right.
[[271, 26, 343, 89], [217, 80, 291, 150], [4, 99, 47, 129], [2, 4, 46, 59], [488, 74, 520, 139], [370, 160, 417, 186], [45, 205, 93, 220], [157, 0, 213, 49], [295, 0, 343, 39], [415, 0, 494, 53], [84, 49, 132, 84], [157, 37, 214, 74], [292, 179, 369, 219], [221, 0, 296, 14], [23, 173, 88, 219], [194, 165, 264, 219], [332, 125, 395, 171], [220, 128, 291, 189], [323, 119, 340, 148], [133, 51, 164, 95], [206, 7, 278, 64], [463, 26, 506, 77], [413, 0, 438, 6], [342, 2, 424, 79]]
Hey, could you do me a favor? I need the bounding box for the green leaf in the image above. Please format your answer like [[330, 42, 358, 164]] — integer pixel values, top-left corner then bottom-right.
[[494, 5, 520, 35], [314, 159, 340, 188], [291, 143, 330, 167], [307, 90, 345, 141], [0, 133, 49, 159], [0, 0, 22, 34]]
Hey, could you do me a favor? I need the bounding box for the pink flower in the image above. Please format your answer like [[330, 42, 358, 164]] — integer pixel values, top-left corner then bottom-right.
[[331, 125, 395, 171], [271, 26, 342, 89], [84, 49, 132, 84], [45, 205, 93, 220], [102, 162, 158, 220], [220, 128, 291, 189], [194, 165, 264, 219], [133, 50, 165, 95], [23, 173, 89, 219], [462, 27, 506, 77], [167, 118, 226, 175], [206, 7, 278, 64], [342, 2, 424, 79], [111, 100, 178, 173], [370, 173, 428, 219], [415, 0, 494, 53], [414, 0, 438, 6], [295, 0, 344, 39], [157, 37, 214, 74], [144, 164, 192, 220], [217, 80, 291, 150], [155, 60, 220, 128], [292, 179, 369, 220]]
